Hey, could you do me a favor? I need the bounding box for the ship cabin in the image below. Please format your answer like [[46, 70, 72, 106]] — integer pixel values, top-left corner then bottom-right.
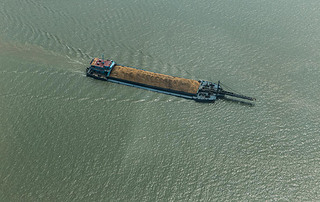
[[89, 57, 116, 76]]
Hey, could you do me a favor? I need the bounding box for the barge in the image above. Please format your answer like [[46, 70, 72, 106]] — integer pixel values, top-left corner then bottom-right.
[[86, 57, 255, 102]]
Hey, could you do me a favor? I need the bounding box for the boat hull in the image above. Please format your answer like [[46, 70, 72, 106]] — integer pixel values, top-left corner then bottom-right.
[[86, 58, 255, 103]]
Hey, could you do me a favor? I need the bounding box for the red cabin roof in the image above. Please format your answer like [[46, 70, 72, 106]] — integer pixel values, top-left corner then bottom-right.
[[91, 58, 113, 68]]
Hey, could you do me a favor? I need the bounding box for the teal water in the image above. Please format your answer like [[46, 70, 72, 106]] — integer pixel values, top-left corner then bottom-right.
[[1, 0, 320, 201]]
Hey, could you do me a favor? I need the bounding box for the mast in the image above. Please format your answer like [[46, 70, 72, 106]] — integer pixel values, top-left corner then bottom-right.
[[216, 81, 255, 101], [219, 90, 256, 101]]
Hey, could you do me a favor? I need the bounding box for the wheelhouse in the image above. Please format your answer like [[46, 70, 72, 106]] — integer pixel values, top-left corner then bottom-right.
[[89, 57, 116, 77]]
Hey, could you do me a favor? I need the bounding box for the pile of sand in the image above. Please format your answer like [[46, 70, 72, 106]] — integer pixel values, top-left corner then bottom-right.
[[109, 65, 200, 95]]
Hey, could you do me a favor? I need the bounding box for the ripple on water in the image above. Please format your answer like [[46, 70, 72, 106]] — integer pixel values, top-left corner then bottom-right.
[[1, 0, 320, 201]]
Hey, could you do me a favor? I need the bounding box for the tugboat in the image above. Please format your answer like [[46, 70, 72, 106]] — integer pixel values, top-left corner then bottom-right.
[[86, 57, 255, 103]]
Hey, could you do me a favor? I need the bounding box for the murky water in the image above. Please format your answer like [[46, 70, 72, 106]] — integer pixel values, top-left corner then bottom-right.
[[1, 0, 320, 201]]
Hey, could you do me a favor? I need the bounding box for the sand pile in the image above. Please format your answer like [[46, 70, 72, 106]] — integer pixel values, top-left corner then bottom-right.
[[109, 65, 200, 95]]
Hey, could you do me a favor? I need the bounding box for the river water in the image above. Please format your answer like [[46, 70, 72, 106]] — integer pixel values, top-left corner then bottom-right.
[[1, 0, 320, 201]]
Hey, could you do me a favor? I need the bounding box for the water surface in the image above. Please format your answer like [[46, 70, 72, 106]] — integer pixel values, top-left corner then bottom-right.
[[1, 0, 320, 201]]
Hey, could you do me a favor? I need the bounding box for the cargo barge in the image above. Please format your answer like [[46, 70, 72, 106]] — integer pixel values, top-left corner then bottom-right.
[[86, 58, 255, 102]]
